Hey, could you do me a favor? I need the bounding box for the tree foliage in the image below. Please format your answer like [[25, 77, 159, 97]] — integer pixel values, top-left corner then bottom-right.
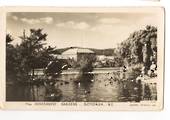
[[6, 34, 17, 82], [115, 25, 157, 70], [6, 29, 55, 83]]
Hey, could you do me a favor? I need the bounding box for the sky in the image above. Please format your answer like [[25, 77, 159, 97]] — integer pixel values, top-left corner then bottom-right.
[[7, 11, 159, 49]]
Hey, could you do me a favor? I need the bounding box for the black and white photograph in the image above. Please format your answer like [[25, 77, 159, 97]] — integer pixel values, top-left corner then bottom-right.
[[0, 0, 170, 118], [4, 7, 164, 109]]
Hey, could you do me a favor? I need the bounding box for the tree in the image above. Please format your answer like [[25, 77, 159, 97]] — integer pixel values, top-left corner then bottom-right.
[[115, 25, 157, 72], [6, 34, 14, 44], [6, 34, 18, 83], [18, 29, 48, 80], [6, 29, 57, 83]]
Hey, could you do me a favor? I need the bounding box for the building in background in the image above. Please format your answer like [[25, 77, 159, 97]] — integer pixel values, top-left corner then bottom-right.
[[62, 48, 95, 62]]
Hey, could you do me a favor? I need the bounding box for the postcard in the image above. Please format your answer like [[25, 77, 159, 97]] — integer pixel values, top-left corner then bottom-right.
[[0, 7, 164, 110]]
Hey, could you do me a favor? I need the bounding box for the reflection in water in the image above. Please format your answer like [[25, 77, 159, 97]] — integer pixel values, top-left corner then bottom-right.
[[73, 74, 94, 102], [43, 77, 62, 101], [6, 72, 146, 102]]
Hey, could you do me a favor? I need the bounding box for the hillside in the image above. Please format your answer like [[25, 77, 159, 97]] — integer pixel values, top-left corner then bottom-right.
[[52, 47, 116, 56]]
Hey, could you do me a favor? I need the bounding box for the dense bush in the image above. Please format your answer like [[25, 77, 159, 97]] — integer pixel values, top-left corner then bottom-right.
[[125, 64, 143, 80], [115, 25, 157, 71], [6, 29, 55, 83]]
